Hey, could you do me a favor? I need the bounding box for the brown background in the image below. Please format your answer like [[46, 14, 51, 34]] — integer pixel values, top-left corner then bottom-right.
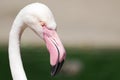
[[0, 0, 120, 47]]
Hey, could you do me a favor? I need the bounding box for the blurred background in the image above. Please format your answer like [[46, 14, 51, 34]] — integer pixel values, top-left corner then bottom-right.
[[0, 0, 120, 80]]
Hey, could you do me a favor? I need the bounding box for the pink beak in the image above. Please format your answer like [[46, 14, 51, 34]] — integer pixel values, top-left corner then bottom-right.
[[43, 27, 66, 76]]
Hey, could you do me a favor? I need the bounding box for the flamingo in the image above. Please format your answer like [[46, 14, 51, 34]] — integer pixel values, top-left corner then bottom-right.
[[8, 3, 66, 80]]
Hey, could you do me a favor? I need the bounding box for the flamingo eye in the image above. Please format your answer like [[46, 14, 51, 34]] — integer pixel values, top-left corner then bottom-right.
[[40, 21, 46, 27]]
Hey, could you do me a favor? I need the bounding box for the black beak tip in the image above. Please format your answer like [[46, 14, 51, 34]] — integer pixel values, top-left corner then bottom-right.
[[50, 60, 65, 76], [51, 65, 57, 76]]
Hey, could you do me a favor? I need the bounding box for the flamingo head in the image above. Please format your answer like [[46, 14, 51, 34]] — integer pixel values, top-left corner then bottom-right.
[[26, 5, 66, 75]]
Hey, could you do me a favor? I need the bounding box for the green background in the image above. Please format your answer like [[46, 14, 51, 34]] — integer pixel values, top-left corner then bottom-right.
[[0, 45, 120, 80]]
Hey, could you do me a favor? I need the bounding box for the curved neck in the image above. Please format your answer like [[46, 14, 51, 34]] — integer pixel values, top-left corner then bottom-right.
[[9, 17, 27, 80]]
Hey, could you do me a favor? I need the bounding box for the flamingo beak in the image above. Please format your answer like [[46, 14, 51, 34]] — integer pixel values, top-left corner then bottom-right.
[[43, 27, 66, 76]]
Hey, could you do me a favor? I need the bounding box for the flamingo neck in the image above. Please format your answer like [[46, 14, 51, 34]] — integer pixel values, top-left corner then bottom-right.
[[9, 17, 27, 80]]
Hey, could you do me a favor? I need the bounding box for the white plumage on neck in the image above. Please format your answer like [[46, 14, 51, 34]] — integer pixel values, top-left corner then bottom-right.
[[9, 17, 27, 80]]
